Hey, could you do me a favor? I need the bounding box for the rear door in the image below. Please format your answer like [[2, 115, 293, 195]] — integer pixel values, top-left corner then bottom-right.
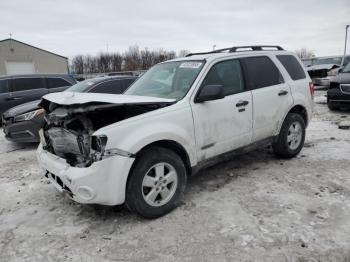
[[46, 77, 73, 93], [9, 77, 48, 108], [0, 79, 10, 116], [241, 56, 293, 142], [191, 59, 253, 160]]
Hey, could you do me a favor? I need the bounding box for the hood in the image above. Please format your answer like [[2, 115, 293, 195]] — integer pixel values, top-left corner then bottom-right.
[[41, 92, 175, 107], [3, 100, 41, 118], [307, 64, 339, 71]]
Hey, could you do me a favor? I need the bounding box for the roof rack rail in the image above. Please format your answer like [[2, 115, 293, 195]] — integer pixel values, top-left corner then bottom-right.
[[186, 45, 284, 57]]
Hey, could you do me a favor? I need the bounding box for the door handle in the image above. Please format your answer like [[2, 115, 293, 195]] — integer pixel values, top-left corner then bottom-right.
[[278, 90, 288, 96], [236, 100, 249, 107]]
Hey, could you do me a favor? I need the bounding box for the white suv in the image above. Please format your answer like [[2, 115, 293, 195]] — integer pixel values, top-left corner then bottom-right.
[[37, 46, 314, 218]]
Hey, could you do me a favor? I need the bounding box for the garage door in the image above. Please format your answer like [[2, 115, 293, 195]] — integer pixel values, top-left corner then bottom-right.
[[5, 61, 35, 75]]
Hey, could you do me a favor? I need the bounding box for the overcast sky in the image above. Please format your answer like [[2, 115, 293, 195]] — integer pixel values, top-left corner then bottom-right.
[[1, 0, 349, 59]]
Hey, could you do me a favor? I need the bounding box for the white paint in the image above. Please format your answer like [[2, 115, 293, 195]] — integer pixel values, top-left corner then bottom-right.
[[37, 50, 313, 206]]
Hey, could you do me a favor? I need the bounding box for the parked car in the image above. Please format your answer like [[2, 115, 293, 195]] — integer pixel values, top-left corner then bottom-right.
[[37, 45, 313, 218], [2, 76, 137, 143], [307, 56, 350, 86], [0, 74, 76, 119], [301, 58, 316, 67], [327, 62, 350, 110]]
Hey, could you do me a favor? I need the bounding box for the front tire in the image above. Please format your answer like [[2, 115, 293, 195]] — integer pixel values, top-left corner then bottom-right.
[[273, 113, 306, 158], [126, 147, 187, 218], [327, 102, 339, 111]]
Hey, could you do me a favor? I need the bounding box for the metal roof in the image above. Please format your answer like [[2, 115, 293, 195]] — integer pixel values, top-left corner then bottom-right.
[[0, 38, 68, 59]]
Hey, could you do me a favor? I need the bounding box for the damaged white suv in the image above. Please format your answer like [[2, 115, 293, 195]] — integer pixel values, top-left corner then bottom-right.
[[37, 46, 314, 218]]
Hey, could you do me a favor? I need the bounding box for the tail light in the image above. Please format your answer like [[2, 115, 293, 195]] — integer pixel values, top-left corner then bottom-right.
[[309, 82, 314, 99]]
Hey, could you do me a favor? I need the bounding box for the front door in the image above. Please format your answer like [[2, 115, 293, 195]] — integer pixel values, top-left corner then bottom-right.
[[191, 59, 253, 161]]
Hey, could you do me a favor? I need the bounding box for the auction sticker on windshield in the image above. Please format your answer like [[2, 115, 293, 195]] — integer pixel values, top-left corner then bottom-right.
[[179, 62, 203, 69]]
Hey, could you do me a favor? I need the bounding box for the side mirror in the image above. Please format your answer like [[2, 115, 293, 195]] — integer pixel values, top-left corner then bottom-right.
[[195, 84, 225, 103], [338, 68, 343, 73]]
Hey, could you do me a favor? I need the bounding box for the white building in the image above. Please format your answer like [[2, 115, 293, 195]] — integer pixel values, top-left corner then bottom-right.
[[0, 38, 68, 76]]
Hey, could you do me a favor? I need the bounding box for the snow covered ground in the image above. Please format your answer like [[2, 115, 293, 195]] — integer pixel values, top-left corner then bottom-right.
[[0, 90, 350, 261]]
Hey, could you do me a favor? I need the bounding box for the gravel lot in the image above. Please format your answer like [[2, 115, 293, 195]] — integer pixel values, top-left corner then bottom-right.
[[1, 90, 350, 262]]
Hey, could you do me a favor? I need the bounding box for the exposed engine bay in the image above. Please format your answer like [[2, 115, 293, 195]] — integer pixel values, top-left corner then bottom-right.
[[39, 98, 174, 167]]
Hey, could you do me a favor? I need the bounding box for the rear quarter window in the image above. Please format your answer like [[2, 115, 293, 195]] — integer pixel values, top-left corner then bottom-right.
[[277, 55, 306, 80], [241, 56, 284, 89], [0, 79, 9, 93]]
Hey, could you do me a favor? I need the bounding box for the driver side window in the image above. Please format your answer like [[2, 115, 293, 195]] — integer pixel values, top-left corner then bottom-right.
[[202, 59, 245, 96]]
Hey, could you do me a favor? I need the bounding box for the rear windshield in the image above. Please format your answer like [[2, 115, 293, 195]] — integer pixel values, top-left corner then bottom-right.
[[65, 79, 97, 92], [277, 55, 306, 80]]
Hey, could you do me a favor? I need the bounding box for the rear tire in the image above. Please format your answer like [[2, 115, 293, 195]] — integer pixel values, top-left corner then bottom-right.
[[273, 113, 306, 158], [126, 147, 187, 218]]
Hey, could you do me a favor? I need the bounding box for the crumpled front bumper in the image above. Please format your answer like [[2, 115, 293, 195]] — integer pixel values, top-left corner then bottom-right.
[[36, 144, 135, 205]]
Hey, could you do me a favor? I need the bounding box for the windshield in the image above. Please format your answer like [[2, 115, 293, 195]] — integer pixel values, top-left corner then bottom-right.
[[65, 79, 96, 93], [343, 63, 350, 73], [314, 57, 342, 66], [124, 61, 204, 100]]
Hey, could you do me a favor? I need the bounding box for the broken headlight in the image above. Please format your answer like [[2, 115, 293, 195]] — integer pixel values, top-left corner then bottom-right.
[[91, 135, 108, 153], [14, 108, 45, 122]]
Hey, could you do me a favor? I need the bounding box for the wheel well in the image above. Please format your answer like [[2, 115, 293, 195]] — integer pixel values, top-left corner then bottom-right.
[[288, 105, 308, 126], [135, 140, 192, 176]]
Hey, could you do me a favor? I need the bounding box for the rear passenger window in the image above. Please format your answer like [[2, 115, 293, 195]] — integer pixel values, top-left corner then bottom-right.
[[47, 78, 71, 88], [12, 78, 45, 92], [242, 56, 284, 89], [277, 55, 306, 80], [0, 79, 8, 93], [202, 60, 244, 95], [90, 80, 124, 94]]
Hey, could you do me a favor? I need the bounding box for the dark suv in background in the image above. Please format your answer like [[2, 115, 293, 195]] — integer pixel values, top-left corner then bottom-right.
[[327, 62, 350, 110], [2, 76, 137, 143], [0, 74, 76, 118]]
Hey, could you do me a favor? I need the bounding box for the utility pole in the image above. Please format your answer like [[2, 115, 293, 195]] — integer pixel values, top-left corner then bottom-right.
[[341, 25, 349, 68], [213, 44, 216, 51]]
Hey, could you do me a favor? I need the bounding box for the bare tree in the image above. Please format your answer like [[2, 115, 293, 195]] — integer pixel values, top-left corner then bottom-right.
[[178, 49, 190, 57], [124, 46, 141, 71], [70, 46, 177, 74], [71, 55, 84, 74], [110, 53, 123, 72], [295, 48, 316, 59]]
